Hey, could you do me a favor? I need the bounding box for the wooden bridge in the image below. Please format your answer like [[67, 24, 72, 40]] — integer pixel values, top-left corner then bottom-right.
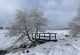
[[31, 33, 58, 42]]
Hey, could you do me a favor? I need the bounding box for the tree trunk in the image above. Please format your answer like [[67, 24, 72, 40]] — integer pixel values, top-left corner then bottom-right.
[[26, 31, 32, 41]]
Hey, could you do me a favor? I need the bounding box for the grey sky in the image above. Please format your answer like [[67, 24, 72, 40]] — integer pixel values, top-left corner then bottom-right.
[[0, 0, 79, 27]]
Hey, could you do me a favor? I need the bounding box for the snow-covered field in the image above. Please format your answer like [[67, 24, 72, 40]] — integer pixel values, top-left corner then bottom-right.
[[1, 29, 80, 55], [0, 30, 21, 50], [46, 30, 70, 39], [0, 30, 13, 50], [0, 29, 70, 50], [5, 39, 80, 55]]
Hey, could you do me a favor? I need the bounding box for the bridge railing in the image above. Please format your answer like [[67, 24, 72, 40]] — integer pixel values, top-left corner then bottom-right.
[[32, 33, 57, 41]]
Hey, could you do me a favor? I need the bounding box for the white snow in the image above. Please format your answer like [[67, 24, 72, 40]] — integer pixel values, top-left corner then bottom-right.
[[5, 40, 80, 55], [1, 29, 80, 55], [0, 30, 13, 50], [5, 30, 80, 55], [0, 30, 20, 50], [0, 29, 31, 50], [45, 30, 70, 40], [0, 29, 69, 50]]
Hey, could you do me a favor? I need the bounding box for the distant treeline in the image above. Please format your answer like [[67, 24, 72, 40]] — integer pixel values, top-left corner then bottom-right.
[[47, 27, 71, 30], [0, 26, 11, 30], [0, 26, 4, 29], [0, 26, 71, 30]]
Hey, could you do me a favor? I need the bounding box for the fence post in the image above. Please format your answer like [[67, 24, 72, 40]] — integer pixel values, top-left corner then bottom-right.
[[49, 33, 51, 40], [39, 33, 40, 39], [44, 33, 45, 37], [55, 33, 57, 40]]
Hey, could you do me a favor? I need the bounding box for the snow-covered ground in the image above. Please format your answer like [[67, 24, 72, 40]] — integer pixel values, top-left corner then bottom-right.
[[0, 30, 13, 50], [1, 29, 80, 55], [4, 29, 80, 55], [46, 30, 70, 39], [5, 39, 80, 55], [0, 29, 70, 50], [0, 30, 22, 50]]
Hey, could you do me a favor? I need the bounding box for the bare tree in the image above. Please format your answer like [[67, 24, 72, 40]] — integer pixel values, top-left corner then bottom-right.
[[9, 10, 34, 41], [69, 4, 80, 37], [9, 9, 48, 42], [69, 16, 80, 37], [69, 2, 80, 37], [30, 9, 47, 33]]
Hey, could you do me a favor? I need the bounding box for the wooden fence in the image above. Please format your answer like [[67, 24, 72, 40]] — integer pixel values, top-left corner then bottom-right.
[[32, 33, 57, 41]]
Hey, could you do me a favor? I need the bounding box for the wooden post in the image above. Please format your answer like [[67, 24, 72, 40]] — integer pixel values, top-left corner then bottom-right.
[[55, 33, 57, 40], [44, 33, 45, 37], [49, 33, 51, 40], [39, 33, 40, 39]]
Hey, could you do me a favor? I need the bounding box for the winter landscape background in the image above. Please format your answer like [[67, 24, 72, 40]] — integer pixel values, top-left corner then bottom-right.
[[0, 0, 80, 55]]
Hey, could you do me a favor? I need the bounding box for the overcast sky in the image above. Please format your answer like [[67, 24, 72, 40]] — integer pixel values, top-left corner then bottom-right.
[[0, 0, 79, 27]]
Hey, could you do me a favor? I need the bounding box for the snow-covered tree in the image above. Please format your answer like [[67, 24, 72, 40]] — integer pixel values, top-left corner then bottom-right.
[[70, 17, 80, 36], [70, 6, 80, 37], [9, 10, 32, 41], [9, 8, 48, 41], [30, 9, 47, 33]]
